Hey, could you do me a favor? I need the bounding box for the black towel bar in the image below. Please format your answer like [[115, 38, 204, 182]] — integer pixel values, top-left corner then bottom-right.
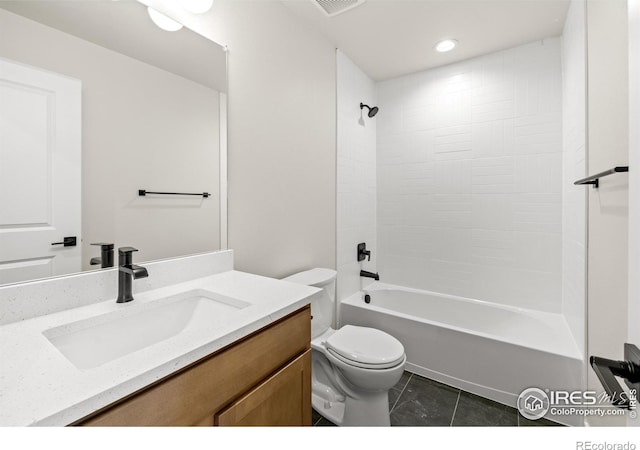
[[573, 166, 628, 188], [138, 189, 210, 198]]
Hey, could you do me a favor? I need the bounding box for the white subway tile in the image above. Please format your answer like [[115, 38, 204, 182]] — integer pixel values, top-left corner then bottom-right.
[[344, 39, 570, 313]]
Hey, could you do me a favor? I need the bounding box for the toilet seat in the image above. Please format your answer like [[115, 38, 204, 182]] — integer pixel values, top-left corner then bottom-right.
[[323, 325, 405, 369]]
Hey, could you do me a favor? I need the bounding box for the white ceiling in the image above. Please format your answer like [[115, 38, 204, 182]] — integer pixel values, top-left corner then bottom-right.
[[281, 0, 571, 81]]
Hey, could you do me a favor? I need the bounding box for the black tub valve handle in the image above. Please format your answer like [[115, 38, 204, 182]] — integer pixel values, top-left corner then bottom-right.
[[357, 243, 371, 262]]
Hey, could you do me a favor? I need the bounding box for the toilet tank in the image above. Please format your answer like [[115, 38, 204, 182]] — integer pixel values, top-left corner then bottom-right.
[[282, 268, 336, 338]]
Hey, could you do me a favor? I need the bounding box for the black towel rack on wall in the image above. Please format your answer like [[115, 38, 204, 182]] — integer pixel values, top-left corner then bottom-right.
[[573, 166, 629, 188], [138, 189, 210, 198]]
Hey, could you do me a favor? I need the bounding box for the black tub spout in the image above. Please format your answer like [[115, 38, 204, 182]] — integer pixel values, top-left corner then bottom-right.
[[360, 270, 379, 281]]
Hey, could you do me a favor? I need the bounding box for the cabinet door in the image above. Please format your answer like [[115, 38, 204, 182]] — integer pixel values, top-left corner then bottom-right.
[[215, 350, 311, 426]]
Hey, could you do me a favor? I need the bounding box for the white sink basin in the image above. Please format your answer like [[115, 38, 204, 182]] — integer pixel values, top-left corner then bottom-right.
[[43, 289, 251, 370]]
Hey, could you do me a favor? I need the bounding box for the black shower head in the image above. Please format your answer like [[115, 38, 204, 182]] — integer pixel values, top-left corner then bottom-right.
[[360, 102, 379, 118]]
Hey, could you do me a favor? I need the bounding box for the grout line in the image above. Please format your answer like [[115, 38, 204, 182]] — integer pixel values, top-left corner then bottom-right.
[[449, 391, 461, 427], [401, 372, 413, 391], [390, 373, 413, 414]]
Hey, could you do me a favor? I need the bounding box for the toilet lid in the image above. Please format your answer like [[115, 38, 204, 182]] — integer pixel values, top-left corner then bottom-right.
[[324, 325, 405, 369]]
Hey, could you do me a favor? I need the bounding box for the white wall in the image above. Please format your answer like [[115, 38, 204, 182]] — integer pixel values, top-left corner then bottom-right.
[[376, 39, 564, 312], [585, 0, 629, 425], [561, 0, 587, 357], [182, 0, 337, 278], [336, 50, 377, 304], [0, 9, 220, 268]]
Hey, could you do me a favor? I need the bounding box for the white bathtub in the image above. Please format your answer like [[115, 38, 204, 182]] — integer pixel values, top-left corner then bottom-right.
[[340, 283, 584, 426]]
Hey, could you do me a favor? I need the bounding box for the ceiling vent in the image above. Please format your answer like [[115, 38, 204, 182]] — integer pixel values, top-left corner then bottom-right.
[[312, 0, 366, 18]]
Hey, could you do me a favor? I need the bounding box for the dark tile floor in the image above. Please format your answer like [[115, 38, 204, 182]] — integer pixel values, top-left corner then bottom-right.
[[312, 371, 562, 427]]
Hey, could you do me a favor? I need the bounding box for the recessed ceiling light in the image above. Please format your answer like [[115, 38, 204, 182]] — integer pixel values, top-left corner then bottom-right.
[[435, 39, 458, 53]]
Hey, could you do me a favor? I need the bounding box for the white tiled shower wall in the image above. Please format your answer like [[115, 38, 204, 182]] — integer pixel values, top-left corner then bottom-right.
[[376, 39, 564, 312], [336, 50, 377, 303]]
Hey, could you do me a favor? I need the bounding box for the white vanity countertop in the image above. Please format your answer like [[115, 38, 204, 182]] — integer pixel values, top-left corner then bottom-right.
[[0, 270, 319, 426]]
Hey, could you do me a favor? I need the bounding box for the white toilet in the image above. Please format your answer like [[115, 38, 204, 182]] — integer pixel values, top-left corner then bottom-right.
[[283, 268, 406, 426]]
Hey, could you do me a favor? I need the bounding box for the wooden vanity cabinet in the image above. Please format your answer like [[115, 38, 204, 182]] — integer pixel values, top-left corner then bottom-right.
[[77, 306, 311, 426]]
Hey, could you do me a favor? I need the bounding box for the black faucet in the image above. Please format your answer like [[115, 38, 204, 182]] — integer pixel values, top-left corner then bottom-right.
[[90, 243, 114, 268], [117, 247, 149, 303], [360, 270, 380, 281]]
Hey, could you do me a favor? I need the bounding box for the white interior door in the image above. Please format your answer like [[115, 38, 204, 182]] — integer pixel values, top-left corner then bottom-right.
[[0, 57, 81, 285]]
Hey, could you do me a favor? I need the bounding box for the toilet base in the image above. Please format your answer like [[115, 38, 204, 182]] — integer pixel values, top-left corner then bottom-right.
[[312, 392, 345, 425], [343, 390, 391, 426], [312, 390, 391, 426]]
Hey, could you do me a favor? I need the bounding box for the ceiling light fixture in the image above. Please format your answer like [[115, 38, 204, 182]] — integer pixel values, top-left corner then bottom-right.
[[147, 7, 183, 32], [143, 0, 213, 32], [180, 0, 214, 14], [435, 39, 458, 53]]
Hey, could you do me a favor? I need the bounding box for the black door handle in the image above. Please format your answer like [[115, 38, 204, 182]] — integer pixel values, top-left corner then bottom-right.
[[590, 347, 640, 409], [51, 236, 77, 247]]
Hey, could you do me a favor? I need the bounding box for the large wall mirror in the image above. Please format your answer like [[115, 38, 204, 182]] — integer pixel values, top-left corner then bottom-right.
[[0, 0, 227, 286]]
